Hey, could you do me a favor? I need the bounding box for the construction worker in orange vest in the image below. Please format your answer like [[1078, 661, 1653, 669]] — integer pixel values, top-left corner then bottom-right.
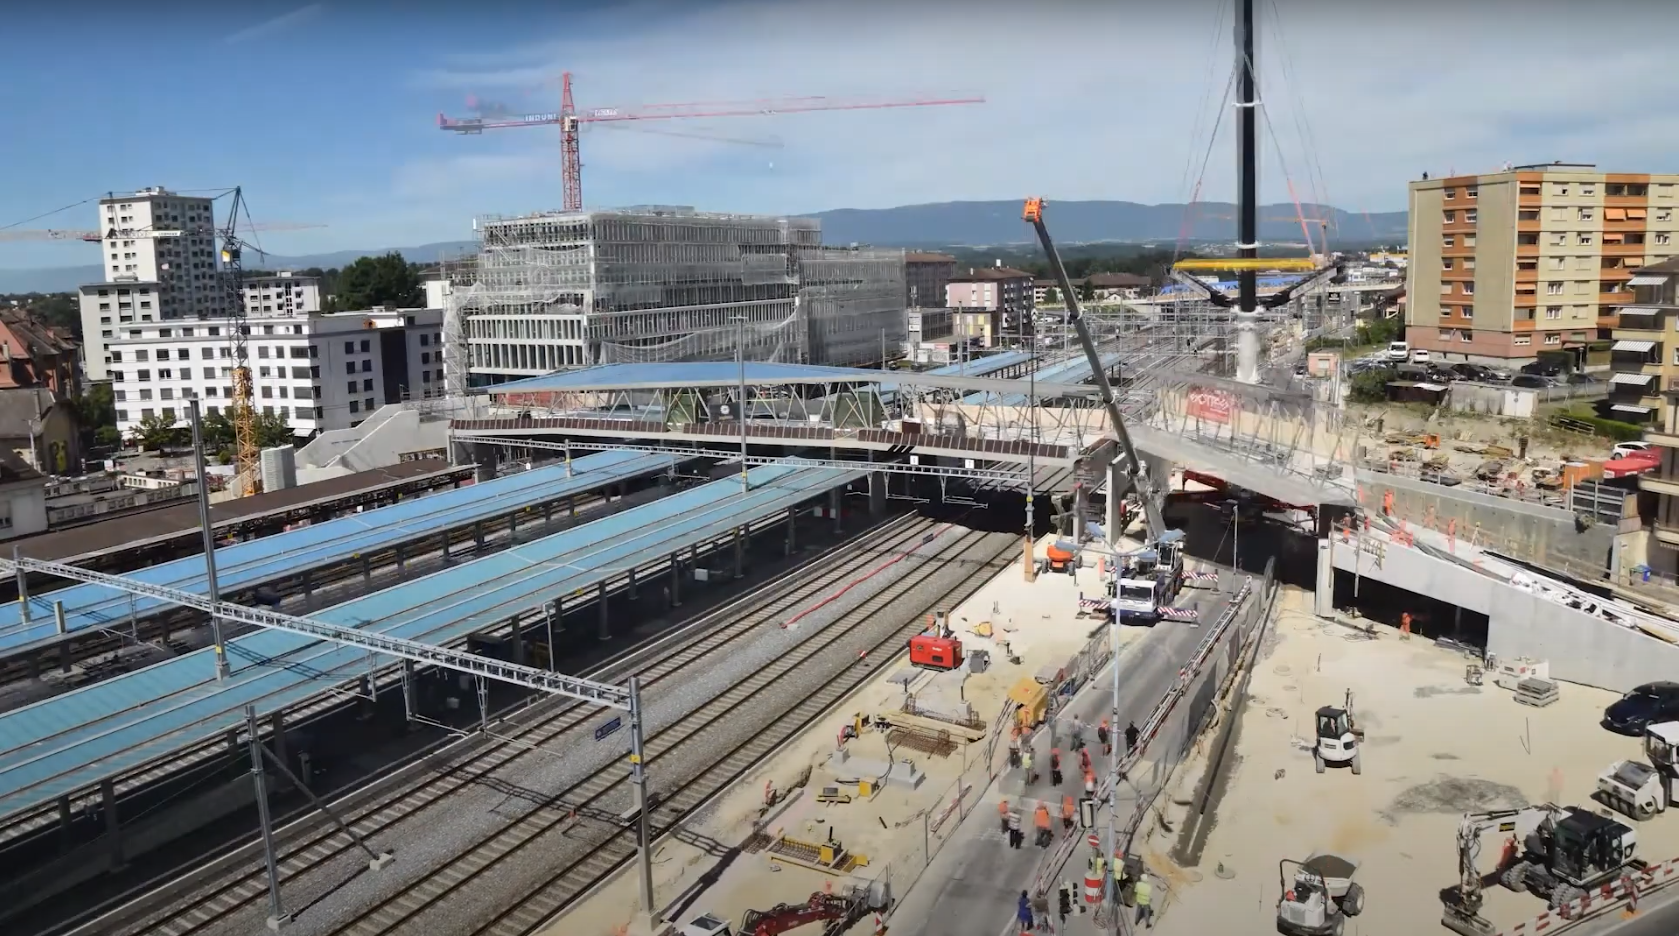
[[1050, 748, 1063, 787], [1079, 745, 1092, 776], [1061, 795, 1076, 833], [1034, 803, 1053, 847], [1084, 768, 1097, 796], [999, 798, 1011, 834], [1400, 611, 1413, 640]]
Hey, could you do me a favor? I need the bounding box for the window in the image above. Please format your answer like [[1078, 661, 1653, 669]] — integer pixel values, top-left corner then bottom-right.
[[1465, 209, 1478, 223], [1444, 210, 1457, 223], [1462, 282, 1474, 296], [364, 397, 375, 411], [138, 388, 153, 401], [203, 367, 216, 379], [346, 362, 356, 375], [1459, 330, 1473, 341], [347, 381, 358, 394], [260, 386, 273, 399], [1550, 207, 1568, 222], [360, 360, 372, 373], [1440, 282, 1454, 295], [160, 388, 174, 400], [1549, 233, 1567, 246], [419, 334, 429, 347], [1545, 334, 1561, 345], [359, 339, 370, 353], [1442, 259, 1454, 270], [1555, 183, 1570, 196], [420, 352, 431, 365], [1578, 234, 1593, 246], [344, 341, 355, 354], [1464, 235, 1476, 247], [1443, 236, 1454, 248], [422, 371, 433, 383], [1578, 207, 1595, 222], [362, 378, 373, 392], [110, 351, 123, 362], [294, 407, 311, 420], [1514, 335, 1531, 346], [1545, 306, 1562, 319], [1660, 208, 1674, 222], [1445, 187, 1457, 200], [1658, 184, 1674, 199], [349, 400, 360, 414], [1464, 258, 1476, 270], [1520, 185, 1541, 196], [1548, 257, 1565, 271], [1546, 282, 1564, 295], [1463, 306, 1474, 319], [137, 369, 151, 381], [117, 409, 129, 421], [1582, 184, 1596, 196], [259, 366, 271, 378], [258, 346, 270, 358], [1659, 233, 1673, 246]]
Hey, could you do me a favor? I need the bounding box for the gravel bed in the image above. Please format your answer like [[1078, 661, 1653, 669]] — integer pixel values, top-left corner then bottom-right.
[[178, 524, 1005, 936]]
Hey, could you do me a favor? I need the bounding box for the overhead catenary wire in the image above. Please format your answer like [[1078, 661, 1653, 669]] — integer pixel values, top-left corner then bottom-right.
[[1175, 67, 1238, 265], [1172, 1, 1233, 243], [1264, 0, 1337, 242]]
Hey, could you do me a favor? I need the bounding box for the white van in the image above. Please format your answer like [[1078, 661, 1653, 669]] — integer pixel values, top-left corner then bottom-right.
[[1386, 341, 1410, 362]]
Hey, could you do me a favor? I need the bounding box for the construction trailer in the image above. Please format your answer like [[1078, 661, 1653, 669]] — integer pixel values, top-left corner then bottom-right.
[[444, 206, 906, 386]]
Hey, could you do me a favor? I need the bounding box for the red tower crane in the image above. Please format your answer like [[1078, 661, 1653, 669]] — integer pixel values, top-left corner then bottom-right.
[[437, 72, 985, 211]]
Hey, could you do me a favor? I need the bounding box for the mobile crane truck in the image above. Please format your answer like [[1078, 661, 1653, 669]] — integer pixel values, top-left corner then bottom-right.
[[1023, 198, 1185, 617]]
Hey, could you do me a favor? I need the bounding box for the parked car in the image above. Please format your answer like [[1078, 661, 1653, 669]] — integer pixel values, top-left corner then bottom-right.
[[1521, 360, 1567, 377], [1567, 372, 1602, 385], [1511, 374, 1558, 389], [1409, 348, 1431, 364], [1425, 366, 1459, 384], [1602, 682, 1679, 736], [1451, 362, 1504, 383], [1387, 341, 1410, 362], [1612, 441, 1654, 459]]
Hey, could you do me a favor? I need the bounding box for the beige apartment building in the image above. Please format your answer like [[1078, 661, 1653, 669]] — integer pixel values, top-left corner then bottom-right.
[[1626, 258, 1679, 564], [1406, 164, 1679, 366]]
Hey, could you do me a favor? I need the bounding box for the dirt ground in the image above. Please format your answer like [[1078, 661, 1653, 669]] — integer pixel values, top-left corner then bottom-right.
[[1343, 399, 1626, 490], [546, 534, 1137, 936], [1143, 587, 1679, 936]]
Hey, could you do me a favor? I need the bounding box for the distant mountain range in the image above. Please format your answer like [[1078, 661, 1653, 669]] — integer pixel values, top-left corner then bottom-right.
[[0, 199, 1406, 294]]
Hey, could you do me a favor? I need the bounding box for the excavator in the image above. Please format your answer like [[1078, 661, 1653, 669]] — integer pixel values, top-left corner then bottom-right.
[[679, 882, 890, 936], [1443, 803, 1641, 935], [1023, 198, 1185, 619]]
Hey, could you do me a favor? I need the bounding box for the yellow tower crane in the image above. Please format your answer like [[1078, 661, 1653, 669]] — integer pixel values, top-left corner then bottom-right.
[[217, 187, 262, 496]]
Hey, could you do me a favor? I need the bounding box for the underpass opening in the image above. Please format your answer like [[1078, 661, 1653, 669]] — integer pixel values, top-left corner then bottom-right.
[[1330, 568, 1490, 648]]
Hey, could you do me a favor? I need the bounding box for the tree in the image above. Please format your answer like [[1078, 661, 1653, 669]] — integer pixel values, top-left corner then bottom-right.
[[1348, 367, 1391, 403], [333, 253, 423, 311], [1044, 287, 1060, 306], [253, 410, 295, 449], [201, 408, 235, 447], [129, 413, 183, 451], [73, 384, 115, 438], [1078, 279, 1096, 303]]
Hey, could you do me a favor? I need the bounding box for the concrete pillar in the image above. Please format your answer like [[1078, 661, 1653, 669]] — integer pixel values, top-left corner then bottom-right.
[[734, 527, 745, 578], [568, 495, 577, 518], [829, 488, 842, 533], [394, 545, 405, 575], [628, 566, 638, 600], [100, 778, 123, 869], [869, 471, 886, 517], [510, 510, 518, 535], [472, 444, 496, 485], [441, 531, 450, 562], [542, 501, 552, 526], [57, 795, 71, 847], [1072, 483, 1087, 543], [474, 520, 485, 549], [362, 554, 372, 586], [1315, 539, 1335, 617], [301, 570, 314, 600], [1104, 460, 1125, 541], [598, 582, 610, 641], [670, 553, 682, 607], [784, 507, 796, 555], [511, 619, 526, 665]]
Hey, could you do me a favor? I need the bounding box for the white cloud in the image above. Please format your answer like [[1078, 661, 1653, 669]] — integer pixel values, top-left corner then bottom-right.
[[402, 0, 1679, 217], [224, 4, 324, 44]]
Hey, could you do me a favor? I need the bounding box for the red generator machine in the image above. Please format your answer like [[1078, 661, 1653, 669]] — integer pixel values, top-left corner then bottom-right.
[[909, 611, 964, 671]]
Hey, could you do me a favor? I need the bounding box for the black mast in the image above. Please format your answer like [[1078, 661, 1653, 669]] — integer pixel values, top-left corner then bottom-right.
[[1234, 0, 1259, 318]]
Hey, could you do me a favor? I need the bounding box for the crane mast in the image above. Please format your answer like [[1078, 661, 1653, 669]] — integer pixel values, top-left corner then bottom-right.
[[218, 187, 261, 496], [1022, 198, 1164, 538]]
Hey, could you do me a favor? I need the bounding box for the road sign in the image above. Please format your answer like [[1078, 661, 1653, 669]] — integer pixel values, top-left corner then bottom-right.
[[1080, 798, 1097, 829], [594, 716, 623, 741]]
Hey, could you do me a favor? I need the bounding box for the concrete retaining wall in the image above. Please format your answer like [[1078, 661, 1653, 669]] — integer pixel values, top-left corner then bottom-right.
[[1354, 470, 1614, 572], [1448, 384, 1536, 418]]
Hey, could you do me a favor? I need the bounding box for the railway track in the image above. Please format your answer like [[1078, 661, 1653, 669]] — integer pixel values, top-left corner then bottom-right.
[[336, 526, 1016, 936], [94, 511, 951, 936]]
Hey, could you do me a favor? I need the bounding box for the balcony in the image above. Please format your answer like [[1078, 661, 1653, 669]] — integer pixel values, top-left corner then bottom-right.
[[1641, 474, 1679, 499], [1656, 521, 1679, 549], [1646, 429, 1679, 448]]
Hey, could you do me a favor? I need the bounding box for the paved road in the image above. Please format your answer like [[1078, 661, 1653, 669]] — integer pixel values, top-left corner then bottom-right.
[[882, 582, 1224, 936], [1569, 887, 1679, 936]]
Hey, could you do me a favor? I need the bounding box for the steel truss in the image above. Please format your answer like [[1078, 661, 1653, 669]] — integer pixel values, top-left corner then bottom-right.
[[471, 436, 1040, 486]]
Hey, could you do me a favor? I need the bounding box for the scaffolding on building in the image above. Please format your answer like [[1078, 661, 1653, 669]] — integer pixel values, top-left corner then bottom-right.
[[446, 206, 907, 380]]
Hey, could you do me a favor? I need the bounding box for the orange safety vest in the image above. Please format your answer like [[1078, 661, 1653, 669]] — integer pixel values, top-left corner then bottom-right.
[[1034, 805, 1052, 829], [1062, 796, 1076, 819], [999, 800, 1010, 817]]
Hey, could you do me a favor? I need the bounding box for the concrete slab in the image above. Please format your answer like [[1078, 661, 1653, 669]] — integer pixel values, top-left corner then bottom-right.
[[1125, 591, 1679, 936]]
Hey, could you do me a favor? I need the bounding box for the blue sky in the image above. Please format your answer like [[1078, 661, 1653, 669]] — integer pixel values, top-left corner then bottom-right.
[[4, 0, 1678, 271]]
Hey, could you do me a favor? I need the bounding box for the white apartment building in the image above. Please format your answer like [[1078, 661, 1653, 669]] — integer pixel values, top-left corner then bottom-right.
[[108, 308, 445, 440], [242, 272, 322, 315], [79, 187, 222, 381]]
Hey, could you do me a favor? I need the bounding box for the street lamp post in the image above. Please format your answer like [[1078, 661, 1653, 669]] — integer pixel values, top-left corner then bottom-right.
[[735, 316, 748, 493]]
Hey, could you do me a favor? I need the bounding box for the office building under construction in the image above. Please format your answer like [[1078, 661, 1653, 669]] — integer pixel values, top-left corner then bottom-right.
[[443, 206, 906, 387]]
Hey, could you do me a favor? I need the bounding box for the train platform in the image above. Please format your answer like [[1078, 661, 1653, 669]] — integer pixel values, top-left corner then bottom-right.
[[960, 352, 1124, 406], [0, 449, 677, 663], [0, 461, 861, 834], [8, 459, 473, 573]]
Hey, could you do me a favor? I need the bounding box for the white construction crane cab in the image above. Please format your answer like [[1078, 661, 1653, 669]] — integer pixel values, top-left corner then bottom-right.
[[1597, 720, 1679, 821], [1443, 804, 1640, 936]]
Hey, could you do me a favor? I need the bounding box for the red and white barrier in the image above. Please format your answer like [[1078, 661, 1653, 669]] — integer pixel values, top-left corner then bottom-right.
[[1494, 857, 1679, 934]]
